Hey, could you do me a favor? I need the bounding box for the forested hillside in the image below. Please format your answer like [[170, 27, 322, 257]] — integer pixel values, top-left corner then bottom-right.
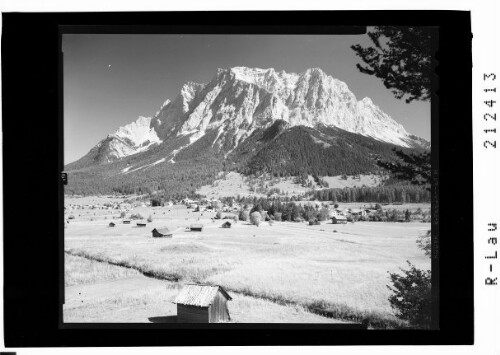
[[65, 123, 428, 199], [233, 125, 422, 177]]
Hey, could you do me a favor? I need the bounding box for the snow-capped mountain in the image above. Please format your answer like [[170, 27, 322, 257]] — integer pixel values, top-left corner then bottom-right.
[[105, 116, 162, 160], [68, 66, 427, 168]]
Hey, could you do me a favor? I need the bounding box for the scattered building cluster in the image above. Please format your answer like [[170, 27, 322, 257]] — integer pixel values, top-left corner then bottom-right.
[[183, 198, 241, 213], [66, 202, 134, 212]]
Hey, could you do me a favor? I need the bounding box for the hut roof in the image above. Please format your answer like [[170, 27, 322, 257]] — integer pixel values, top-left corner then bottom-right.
[[174, 284, 232, 307], [190, 224, 204, 229], [153, 227, 171, 234], [333, 215, 347, 220], [222, 221, 231, 226]]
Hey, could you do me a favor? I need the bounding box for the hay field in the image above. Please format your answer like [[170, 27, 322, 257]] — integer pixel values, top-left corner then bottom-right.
[[64, 254, 345, 323], [64, 203, 431, 327], [65, 253, 141, 286], [196, 172, 385, 199], [317, 174, 383, 188]]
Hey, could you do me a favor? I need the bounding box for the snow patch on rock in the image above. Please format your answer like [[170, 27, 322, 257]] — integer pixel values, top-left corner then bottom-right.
[[106, 116, 163, 160], [113, 116, 161, 149]]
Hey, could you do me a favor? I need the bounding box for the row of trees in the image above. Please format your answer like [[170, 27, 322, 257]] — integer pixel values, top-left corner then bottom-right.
[[220, 183, 430, 209], [311, 185, 431, 203], [233, 199, 428, 224]]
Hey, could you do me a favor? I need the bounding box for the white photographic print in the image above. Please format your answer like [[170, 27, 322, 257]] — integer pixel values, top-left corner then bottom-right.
[[62, 31, 433, 328]]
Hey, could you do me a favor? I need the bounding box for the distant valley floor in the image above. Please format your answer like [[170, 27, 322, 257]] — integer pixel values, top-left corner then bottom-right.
[[63, 202, 431, 327]]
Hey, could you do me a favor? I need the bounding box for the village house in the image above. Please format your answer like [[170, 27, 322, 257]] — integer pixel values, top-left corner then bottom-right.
[[174, 284, 232, 323], [364, 209, 377, 217], [332, 215, 348, 224], [330, 209, 346, 218], [349, 209, 366, 217]]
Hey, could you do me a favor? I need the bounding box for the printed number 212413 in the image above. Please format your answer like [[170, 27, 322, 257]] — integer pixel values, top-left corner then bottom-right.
[[483, 73, 497, 149]]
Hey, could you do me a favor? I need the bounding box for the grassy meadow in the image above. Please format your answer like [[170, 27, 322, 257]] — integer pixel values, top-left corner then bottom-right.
[[64, 254, 345, 324], [65, 254, 141, 286], [64, 202, 431, 327]]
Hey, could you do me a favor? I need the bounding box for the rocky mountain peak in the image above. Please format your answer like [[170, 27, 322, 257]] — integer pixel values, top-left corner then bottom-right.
[[70, 66, 427, 167]]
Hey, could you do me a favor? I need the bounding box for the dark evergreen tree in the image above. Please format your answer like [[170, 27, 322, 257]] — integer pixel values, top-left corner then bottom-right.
[[377, 148, 431, 188], [351, 26, 432, 103]]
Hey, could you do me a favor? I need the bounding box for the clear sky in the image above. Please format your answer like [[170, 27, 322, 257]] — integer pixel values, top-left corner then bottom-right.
[[63, 34, 431, 164]]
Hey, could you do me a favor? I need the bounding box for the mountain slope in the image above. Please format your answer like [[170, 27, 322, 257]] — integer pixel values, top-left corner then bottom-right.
[[67, 116, 162, 170], [68, 66, 428, 170], [65, 66, 430, 196], [228, 122, 422, 177]]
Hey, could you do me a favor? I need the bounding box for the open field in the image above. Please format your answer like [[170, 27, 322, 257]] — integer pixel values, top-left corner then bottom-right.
[[65, 254, 141, 286], [65, 194, 143, 206], [64, 202, 431, 327], [197, 172, 267, 199], [319, 174, 384, 188], [196, 172, 384, 199], [64, 255, 346, 323]]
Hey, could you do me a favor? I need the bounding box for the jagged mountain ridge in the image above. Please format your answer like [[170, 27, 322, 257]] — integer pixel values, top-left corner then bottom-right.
[[67, 66, 427, 170]]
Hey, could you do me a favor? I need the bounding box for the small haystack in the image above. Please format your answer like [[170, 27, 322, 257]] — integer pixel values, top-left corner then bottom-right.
[[221, 221, 232, 228]]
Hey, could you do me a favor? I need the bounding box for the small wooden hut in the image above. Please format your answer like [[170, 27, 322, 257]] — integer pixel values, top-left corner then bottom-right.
[[137, 222, 147, 227], [190, 224, 203, 232], [221, 221, 232, 228], [109, 222, 116, 227], [123, 220, 131, 224], [332, 216, 347, 224], [152, 227, 172, 238], [174, 284, 232, 323]]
